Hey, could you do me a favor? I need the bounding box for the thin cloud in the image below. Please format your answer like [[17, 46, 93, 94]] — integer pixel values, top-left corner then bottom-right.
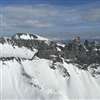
[[82, 8, 100, 22], [0, 4, 100, 39], [25, 20, 53, 28]]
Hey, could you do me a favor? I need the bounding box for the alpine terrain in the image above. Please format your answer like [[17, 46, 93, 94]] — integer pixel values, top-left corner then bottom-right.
[[0, 33, 100, 100]]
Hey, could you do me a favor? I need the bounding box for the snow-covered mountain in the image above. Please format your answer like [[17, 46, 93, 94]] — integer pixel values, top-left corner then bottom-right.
[[0, 33, 100, 100], [13, 32, 49, 41]]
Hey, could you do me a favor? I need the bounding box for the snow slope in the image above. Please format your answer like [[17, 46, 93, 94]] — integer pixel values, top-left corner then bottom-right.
[[0, 59, 68, 100], [0, 58, 100, 100], [64, 62, 100, 99], [0, 43, 37, 59]]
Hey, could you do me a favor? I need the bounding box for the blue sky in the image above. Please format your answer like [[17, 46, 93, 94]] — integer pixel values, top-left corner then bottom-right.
[[0, 0, 100, 40], [0, 0, 99, 6]]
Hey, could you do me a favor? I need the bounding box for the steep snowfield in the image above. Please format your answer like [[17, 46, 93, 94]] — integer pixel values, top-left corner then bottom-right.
[[0, 43, 37, 59], [0, 59, 68, 100], [63, 62, 100, 99], [0, 58, 100, 100]]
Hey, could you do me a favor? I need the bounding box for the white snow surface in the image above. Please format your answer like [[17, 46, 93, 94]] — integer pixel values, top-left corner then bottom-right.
[[0, 58, 100, 100], [36, 35, 49, 41], [57, 43, 65, 48], [0, 43, 37, 59]]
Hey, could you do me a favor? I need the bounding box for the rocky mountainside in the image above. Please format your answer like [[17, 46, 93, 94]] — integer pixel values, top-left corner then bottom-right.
[[0, 33, 100, 100]]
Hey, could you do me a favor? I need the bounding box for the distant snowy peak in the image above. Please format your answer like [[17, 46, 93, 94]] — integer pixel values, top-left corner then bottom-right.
[[13, 33, 49, 41]]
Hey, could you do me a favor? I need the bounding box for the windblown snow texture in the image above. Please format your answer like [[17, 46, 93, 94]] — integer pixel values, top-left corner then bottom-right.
[[0, 33, 100, 100]]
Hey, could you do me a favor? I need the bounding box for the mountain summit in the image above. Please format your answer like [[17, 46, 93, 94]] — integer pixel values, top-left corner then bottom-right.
[[13, 33, 49, 41]]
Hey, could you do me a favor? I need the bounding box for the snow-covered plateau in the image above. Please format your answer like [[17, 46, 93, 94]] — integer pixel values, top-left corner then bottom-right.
[[0, 33, 100, 100]]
